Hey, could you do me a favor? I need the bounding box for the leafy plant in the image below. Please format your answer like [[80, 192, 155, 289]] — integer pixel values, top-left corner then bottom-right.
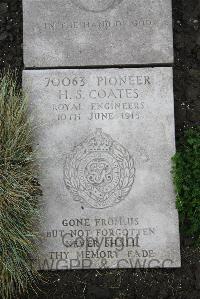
[[0, 70, 41, 299], [172, 127, 200, 244]]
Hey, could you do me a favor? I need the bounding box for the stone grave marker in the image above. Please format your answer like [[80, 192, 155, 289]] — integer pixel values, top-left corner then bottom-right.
[[23, 67, 181, 269], [23, 0, 173, 67]]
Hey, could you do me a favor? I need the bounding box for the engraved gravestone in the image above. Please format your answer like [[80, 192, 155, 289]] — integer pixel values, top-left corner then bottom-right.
[[23, 67, 181, 269], [23, 0, 173, 67]]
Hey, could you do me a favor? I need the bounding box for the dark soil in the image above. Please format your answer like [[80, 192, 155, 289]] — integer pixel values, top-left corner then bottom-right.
[[0, 0, 200, 298]]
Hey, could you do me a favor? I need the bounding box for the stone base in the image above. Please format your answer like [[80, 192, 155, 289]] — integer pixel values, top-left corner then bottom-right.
[[23, 0, 173, 67]]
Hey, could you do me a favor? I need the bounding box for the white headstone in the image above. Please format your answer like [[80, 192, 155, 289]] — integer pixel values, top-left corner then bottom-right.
[[23, 67, 181, 269]]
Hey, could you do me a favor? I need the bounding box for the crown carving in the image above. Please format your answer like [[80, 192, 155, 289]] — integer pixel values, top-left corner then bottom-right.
[[85, 129, 112, 152]]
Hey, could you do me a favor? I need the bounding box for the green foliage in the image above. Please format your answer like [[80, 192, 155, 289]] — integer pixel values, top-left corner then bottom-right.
[[0, 71, 41, 299], [172, 127, 200, 244]]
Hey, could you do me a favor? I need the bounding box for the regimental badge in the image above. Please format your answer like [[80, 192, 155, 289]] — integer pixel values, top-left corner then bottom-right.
[[64, 129, 135, 209]]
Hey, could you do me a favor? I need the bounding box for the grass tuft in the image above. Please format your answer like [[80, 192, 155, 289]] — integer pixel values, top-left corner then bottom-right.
[[0, 70, 41, 299], [172, 126, 200, 245]]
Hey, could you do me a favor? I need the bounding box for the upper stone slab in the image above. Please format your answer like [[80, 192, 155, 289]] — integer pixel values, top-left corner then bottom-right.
[[23, 0, 173, 67]]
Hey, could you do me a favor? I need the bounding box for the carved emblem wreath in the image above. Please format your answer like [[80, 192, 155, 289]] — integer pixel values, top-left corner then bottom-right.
[[70, 0, 124, 12], [64, 129, 135, 209]]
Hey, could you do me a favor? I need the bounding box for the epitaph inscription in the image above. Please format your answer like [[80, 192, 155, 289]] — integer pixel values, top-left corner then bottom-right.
[[23, 67, 181, 269], [23, 0, 173, 67]]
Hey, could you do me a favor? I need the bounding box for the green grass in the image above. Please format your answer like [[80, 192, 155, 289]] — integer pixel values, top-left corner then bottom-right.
[[172, 127, 200, 245], [0, 71, 41, 299]]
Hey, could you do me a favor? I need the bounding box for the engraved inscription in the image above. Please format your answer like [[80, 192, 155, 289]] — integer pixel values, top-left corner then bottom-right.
[[71, 0, 124, 12], [34, 19, 153, 35], [46, 73, 149, 122], [64, 129, 135, 208]]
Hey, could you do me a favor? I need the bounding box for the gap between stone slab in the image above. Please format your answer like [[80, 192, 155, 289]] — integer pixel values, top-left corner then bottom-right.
[[24, 62, 173, 71]]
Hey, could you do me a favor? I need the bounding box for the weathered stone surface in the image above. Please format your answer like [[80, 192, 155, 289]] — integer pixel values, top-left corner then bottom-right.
[[23, 67, 180, 269], [23, 0, 173, 67]]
